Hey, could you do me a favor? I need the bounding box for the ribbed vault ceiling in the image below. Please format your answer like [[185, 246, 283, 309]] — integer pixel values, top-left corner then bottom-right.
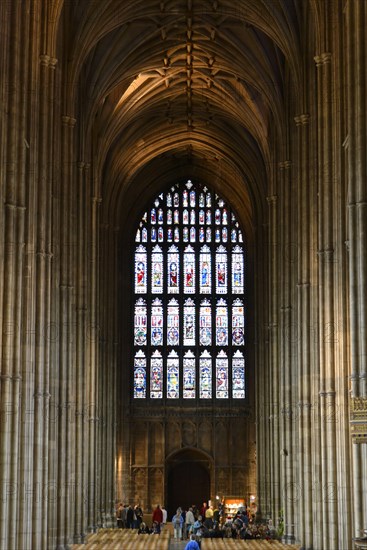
[[56, 0, 303, 236]]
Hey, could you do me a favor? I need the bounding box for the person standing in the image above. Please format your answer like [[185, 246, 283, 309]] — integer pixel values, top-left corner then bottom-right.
[[152, 504, 163, 531], [186, 507, 195, 536], [184, 534, 200, 550], [161, 505, 167, 527], [172, 507, 184, 540]]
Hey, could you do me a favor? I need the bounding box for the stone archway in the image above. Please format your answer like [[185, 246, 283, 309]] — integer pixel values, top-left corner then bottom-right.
[[166, 448, 212, 518]]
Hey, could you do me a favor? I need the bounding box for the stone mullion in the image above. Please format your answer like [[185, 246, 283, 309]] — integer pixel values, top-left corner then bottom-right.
[[279, 161, 295, 543], [267, 193, 280, 522], [0, 3, 28, 548], [73, 161, 87, 544], [315, 52, 338, 550], [295, 113, 314, 548], [346, 0, 367, 536], [56, 115, 76, 550]]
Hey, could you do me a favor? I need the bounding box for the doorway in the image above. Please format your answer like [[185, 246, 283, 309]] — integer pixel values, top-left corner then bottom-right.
[[166, 448, 211, 518]]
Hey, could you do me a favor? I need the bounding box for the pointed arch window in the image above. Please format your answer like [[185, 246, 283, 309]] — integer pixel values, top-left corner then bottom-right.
[[132, 180, 246, 400]]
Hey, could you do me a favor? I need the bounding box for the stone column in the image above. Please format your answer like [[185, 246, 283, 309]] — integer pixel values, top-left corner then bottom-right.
[[294, 114, 314, 548], [314, 52, 339, 550], [278, 160, 296, 544], [267, 192, 281, 523], [345, 0, 367, 537]]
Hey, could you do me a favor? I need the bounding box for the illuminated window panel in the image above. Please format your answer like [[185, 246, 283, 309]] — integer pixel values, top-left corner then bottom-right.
[[151, 298, 163, 346], [150, 350, 163, 398], [151, 245, 163, 294], [158, 227, 164, 242], [231, 229, 237, 243], [167, 298, 179, 346], [183, 227, 189, 242], [151, 227, 157, 242], [232, 299, 245, 346], [216, 299, 228, 346], [183, 189, 189, 207], [174, 193, 179, 207], [206, 192, 211, 207], [142, 227, 148, 242], [206, 228, 211, 242], [134, 298, 147, 346], [222, 209, 228, 225], [216, 246, 227, 294], [216, 350, 228, 398], [190, 210, 196, 224], [200, 245, 211, 294], [134, 350, 146, 398], [190, 227, 196, 242], [184, 245, 195, 294], [167, 193, 172, 207], [215, 208, 221, 225], [232, 350, 245, 398], [167, 245, 179, 294], [222, 228, 228, 242], [199, 210, 205, 224], [174, 227, 180, 242], [190, 190, 196, 207], [151, 208, 157, 224], [167, 350, 179, 398], [200, 350, 212, 399], [158, 208, 164, 224], [174, 210, 179, 224], [183, 209, 189, 224], [232, 246, 244, 294], [239, 231, 243, 243], [184, 298, 196, 346], [199, 227, 205, 242], [135, 245, 147, 294], [200, 299, 212, 346], [135, 229, 140, 242], [167, 228, 173, 242], [215, 229, 221, 243], [183, 350, 196, 398], [167, 209, 173, 224], [206, 210, 212, 225]]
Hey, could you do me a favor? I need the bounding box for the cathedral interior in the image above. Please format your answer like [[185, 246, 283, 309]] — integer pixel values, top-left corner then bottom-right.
[[0, 1, 366, 549]]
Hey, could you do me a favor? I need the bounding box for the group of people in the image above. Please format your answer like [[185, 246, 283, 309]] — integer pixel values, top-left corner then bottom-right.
[[115, 503, 168, 534]]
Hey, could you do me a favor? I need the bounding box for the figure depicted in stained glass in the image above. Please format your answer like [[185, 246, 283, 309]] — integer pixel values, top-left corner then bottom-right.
[[185, 314, 194, 340], [190, 209, 195, 225], [206, 228, 211, 242], [217, 263, 226, 287], [183, 189, 188, 207], [158, 227, 164, 242], [167, 209, 173, 224], [206, 210, 211, 224], [169, 262, 178, 288], [167, 193, 172, 207], [183, 227, 189, 242], [206, 192, 211, 207], [134, 367, 146, 398], [199, 227, 205, 242], [153, 262, 162, 287], [135, 229, 140, 242], [190, 190, 196, 207], [158, 209, 164, 224], [199, 193, 205, 207], [151, 227, 157, 242], [142, 228, 148, 242], [167, 228, 173, 242], [174, 192, 179, 207], [186, 264, 194, 287], [231, 229, 237, 242], [215, 209, 221, 224], [151, 208, 156, 224], [215, 229, 220, 243], [174, 209, 179, 224], [222, 209, 228, 225], [174, 227, 179, 242], [199, 210, 205, 224], [190, 227, 196, 242], [201, 261, 209, 286], [167, 364, 179, 398], [222, 228, 228, 242], [183, 209, 189, 224], [137, 262, 145, 287], [233, 262, 242, 287]]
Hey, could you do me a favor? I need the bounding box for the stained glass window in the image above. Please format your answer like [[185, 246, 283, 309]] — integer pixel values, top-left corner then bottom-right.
[[200, 350, 212, 398], [167, 350, 179, 398], [167, 298, 179, 346], [200, 245, 211, 294], [216, 299, 228, 346], [133, 180, 246, 400], [232, 299, 245, 346], [150, 350, 163, 398], [151, 298, 163, 346], [232, 350, 245, 398], [184, 298, 196, 346], [183, 350, 196, 399], [200, 299, 212, 346], [167, 245, 179, 294], [216, 350, 228, 398], [134, 298, 147, 346], [134, 350, 146, 398], [184, 245, 195, 294], [151, 245, 163, 294], [135, 245, 147, 293]]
